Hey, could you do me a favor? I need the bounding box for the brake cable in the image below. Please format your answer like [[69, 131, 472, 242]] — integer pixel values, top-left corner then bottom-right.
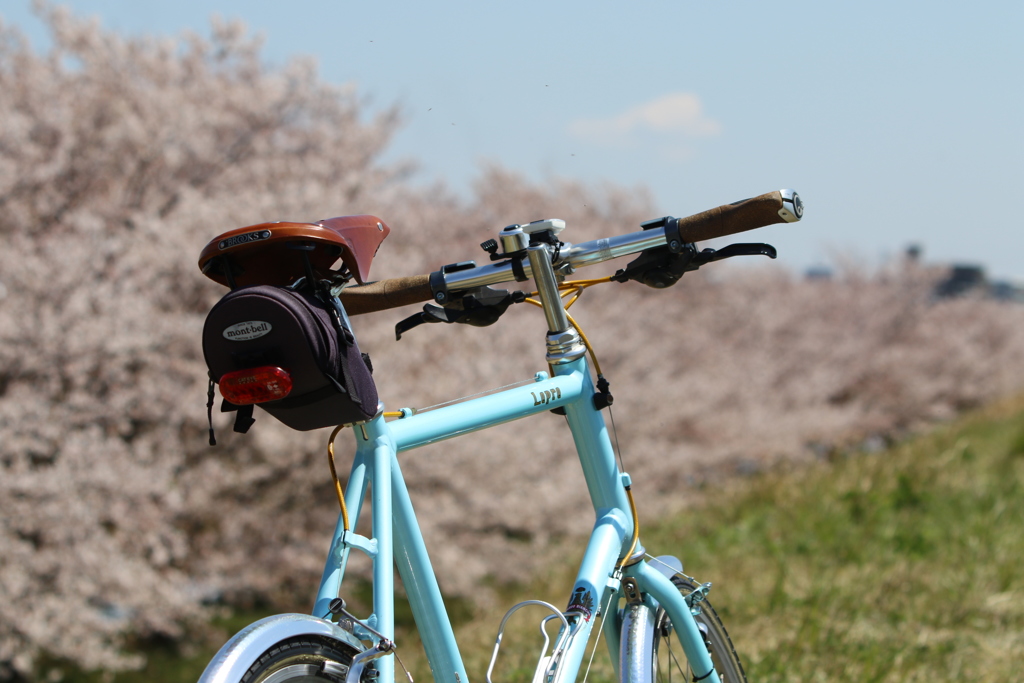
[[327, 425, 351, 531]]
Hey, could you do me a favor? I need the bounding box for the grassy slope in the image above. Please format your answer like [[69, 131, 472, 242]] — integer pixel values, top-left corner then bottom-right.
[[644, 396, 1024, 682], [45, 398, 1024, 682]]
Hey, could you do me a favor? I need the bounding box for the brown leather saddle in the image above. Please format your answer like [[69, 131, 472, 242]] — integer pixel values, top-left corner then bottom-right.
[[198, 215, 390, 288]]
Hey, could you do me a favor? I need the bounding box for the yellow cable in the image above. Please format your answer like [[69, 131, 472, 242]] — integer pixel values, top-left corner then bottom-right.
[[565, 310, 603, 376], [563, 288, 584, 310], [559, 276, 614, 288], [618, 486, 641, 569], [524, 275, 613, 301], [327, 425, 351, 532]]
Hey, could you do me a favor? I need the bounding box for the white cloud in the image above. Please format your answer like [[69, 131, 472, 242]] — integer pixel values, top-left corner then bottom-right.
[[568, 92, 722, 144]]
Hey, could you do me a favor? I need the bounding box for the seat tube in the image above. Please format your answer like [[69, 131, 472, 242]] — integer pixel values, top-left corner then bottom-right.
[[366, 418, 396, 683]]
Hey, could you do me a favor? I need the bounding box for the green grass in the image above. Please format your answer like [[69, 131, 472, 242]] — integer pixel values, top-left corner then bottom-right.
[[39, 398, 1024, 682], [660, 399, 1024, 682]]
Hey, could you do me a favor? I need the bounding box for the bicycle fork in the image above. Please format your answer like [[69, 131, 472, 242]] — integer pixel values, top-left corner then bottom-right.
[[526, 552, 720, 683], [617, 560, 720, 683]]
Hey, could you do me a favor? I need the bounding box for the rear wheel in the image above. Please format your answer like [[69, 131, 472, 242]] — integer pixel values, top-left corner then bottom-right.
[[240, 635, 356, 683], [653, 578, 746, 683]]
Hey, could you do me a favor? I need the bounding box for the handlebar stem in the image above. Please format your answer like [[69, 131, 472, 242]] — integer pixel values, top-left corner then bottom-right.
[[528, 245, 571, 334], [527, 245, 587, 365]]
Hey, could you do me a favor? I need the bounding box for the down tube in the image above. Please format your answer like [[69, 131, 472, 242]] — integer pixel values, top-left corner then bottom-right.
[[552, 508, 631, 683], [552, 355, 635, 682], [390, 449, 468, 683]]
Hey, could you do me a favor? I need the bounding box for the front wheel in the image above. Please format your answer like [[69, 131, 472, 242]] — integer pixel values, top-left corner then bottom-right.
[[240, 635, 355, 683], [653, 577, 747, 683]]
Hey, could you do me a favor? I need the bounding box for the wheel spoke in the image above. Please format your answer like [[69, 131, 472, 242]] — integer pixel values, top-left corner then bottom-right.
[[666, 636, 687, 682]]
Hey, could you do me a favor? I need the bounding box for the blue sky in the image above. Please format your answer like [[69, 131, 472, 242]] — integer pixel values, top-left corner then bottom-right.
[[4, 1, 1023, 279]]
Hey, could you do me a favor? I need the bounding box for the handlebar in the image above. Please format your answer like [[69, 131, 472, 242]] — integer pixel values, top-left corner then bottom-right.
[[339, 274, 433, 315], [339, 189, 802, 315], [675, 189, 802, 243]]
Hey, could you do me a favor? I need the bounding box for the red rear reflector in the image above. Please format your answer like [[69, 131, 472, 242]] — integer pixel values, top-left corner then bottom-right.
[[219, 366, 293, 404]]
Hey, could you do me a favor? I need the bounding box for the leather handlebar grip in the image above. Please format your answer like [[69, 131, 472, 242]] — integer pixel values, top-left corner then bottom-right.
[[675, 190, 801, 243], [339, 274, 434, 315]]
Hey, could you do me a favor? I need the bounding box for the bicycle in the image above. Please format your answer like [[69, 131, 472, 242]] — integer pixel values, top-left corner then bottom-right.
[[196, 189, 804, 683]]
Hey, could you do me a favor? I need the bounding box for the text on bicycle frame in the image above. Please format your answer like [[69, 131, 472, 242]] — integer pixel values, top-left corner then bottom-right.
[[531, 387, 562, 406]]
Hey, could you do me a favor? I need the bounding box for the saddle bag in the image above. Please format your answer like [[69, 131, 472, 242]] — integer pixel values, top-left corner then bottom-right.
[[203, 282, 378, 435]]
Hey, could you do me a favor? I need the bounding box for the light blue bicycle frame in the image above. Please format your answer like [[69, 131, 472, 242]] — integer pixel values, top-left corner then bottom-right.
[[202, 193, 808, 682], [309, 347, 721, 683]]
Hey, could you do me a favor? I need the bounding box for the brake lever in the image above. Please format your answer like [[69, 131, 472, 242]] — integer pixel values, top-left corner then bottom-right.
[[694, 242, 777, 264], [395, 287, 525, 340], [612, 242, 776, 289]]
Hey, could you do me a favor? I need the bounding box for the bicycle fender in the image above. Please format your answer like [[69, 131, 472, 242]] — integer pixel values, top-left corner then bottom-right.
[[649, 555, 683, 580], [198, 613, 365, 683]]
